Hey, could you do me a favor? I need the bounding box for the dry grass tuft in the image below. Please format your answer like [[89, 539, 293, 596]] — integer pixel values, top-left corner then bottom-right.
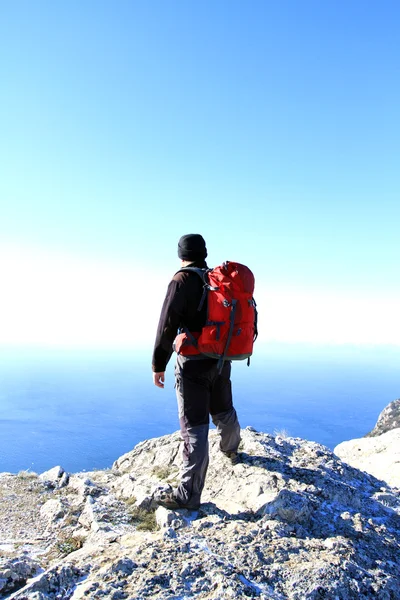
[[128, 506, 157, 531]]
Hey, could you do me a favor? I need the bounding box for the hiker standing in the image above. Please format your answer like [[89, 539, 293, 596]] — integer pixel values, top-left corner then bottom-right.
[[152, 234, 241, 510]]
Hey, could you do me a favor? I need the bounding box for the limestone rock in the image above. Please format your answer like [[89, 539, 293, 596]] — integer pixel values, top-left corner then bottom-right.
[[1, 427, 399, 599], [78, 497, 99, 531], [67, 475, 103, 498], [39, 466, 66, 488], [58, 472, 70, 488], [9, 564, 85, 599], [262, 488, 315, 523], [335, 427, 400, 488], [155, 506, 193, 530], [109, 472, 136, 499], [39, 499, 67, 524], [0, 557, 40, 596], [111, 557, 138, 576], [366, 398, 400, 437]]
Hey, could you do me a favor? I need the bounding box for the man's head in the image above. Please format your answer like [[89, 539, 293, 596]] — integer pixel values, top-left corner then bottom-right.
[[178, 234, 207, 263]]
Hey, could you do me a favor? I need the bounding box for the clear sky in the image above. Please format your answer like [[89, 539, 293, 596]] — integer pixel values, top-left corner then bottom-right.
[[1, 0, 399, 349]]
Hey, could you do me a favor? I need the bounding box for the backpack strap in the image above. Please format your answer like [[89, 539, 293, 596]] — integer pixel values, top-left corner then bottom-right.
[[178, 267, 214, 311], [173, 268, 209, 347], [252, 297, 258, 341], [178, 326, 199, 348], [178, 266, 208, 279], [217, 298, 238, 372]]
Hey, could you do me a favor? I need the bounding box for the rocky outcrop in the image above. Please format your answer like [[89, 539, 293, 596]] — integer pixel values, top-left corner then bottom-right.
[[366, 398, 400, 437], [39, 466, 69, 490], [0, 427, 399, 599], [335, 428, 400, 489], [335, 399, 400, 489], [0, 558, 40, 597]]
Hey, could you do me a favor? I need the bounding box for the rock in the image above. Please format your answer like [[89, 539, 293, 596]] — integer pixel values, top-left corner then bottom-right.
[[155, 506, 192, 530], [113, 431, 182, 474], [163, 526, 177, 539], [78, 497, 100, 531], [9, 564, 85, 599], [67, 474, 104, 499], [111, 473, 136, 499], [39, 466, 65, 488], [58, 471, 70, 488], [335, 428, 400, 488], [134, 492, 154, 510], [1, 427, 400, 599], [262, 489, 315, 523], [111, 557, 138, 576], [366, 398, 400, 437], [66, 474, 88, 496], [0, 557, 40, 595], [39, 499, 66, 523]]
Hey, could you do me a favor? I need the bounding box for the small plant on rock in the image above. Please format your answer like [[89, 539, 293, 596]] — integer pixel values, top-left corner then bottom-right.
[[56, 535, 84, 556], [17, 470, 38, 480], [128, 506, 157, 531], [151, 465, 171, 480], [274, 428, 290, 439], [124, 495, 137, 505]]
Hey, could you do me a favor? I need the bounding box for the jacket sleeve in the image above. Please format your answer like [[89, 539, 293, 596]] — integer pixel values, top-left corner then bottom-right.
[[152, 275, 188, 372]]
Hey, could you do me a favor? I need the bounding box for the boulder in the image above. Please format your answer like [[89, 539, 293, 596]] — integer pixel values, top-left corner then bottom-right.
[[0, 557, 40, 596], [335, 427, 400, 488], [78, 497, 100, 532], [39, 499, 67, 523], [39, 466, 67, 489]]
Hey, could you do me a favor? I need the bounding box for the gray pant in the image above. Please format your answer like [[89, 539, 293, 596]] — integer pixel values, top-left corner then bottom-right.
[[174, 355, 241, 508]]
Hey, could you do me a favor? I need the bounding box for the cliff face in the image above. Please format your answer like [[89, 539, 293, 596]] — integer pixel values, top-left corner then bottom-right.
[[366, 399, 400, 437], [335, 399, 400, 488], [1, 427, 399, 600]]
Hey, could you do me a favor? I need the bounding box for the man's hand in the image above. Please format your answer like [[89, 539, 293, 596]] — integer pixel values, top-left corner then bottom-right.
[[153, 372, 165, 388]]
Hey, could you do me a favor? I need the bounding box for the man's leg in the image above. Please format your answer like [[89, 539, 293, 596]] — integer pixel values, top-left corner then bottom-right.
[[174, 357, 211, 508], [210, 361, 241, 454]]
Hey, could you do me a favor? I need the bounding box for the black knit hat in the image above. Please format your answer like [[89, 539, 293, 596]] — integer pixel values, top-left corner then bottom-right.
[[178, 234, 208, 261]]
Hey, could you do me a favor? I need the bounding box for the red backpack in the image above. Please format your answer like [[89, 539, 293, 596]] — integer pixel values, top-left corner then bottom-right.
[[174, 261, 258, 367]]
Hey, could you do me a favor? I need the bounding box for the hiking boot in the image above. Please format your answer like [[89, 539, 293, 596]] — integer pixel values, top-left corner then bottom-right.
[[224, 451, 241, 465], [155, 492, 200, 511]]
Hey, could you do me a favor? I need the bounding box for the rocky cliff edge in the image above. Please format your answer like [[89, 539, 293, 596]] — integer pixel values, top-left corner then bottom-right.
[[1, 427, 399, 600], [335, 399, 400, 489]]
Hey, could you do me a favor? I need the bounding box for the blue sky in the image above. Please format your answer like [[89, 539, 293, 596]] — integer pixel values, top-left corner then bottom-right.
[[1, 1, 399, 348]]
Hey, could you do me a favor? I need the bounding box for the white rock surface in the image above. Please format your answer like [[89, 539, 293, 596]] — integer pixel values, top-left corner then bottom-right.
[[335, 427, 400, 488], [39, 499, 66, 524], [155, 506, 194, 530], [1, 427, 399, 599], [39, 466, 65, 488]]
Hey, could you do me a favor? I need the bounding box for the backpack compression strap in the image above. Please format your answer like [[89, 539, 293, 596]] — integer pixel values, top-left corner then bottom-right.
[[217, 298, 237, 372]]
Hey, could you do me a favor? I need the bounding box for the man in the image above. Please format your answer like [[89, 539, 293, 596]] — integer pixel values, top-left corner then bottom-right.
[[152, 234, 241, 510]]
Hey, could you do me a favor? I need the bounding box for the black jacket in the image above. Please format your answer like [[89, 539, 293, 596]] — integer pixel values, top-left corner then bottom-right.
[[152, 261, 208, 372]]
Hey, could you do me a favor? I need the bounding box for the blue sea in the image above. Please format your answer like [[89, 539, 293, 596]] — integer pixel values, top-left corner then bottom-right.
[[0, 344, 398, 474]]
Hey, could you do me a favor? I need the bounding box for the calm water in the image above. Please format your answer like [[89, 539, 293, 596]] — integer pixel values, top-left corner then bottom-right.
[[0, 344, 398, 473]]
